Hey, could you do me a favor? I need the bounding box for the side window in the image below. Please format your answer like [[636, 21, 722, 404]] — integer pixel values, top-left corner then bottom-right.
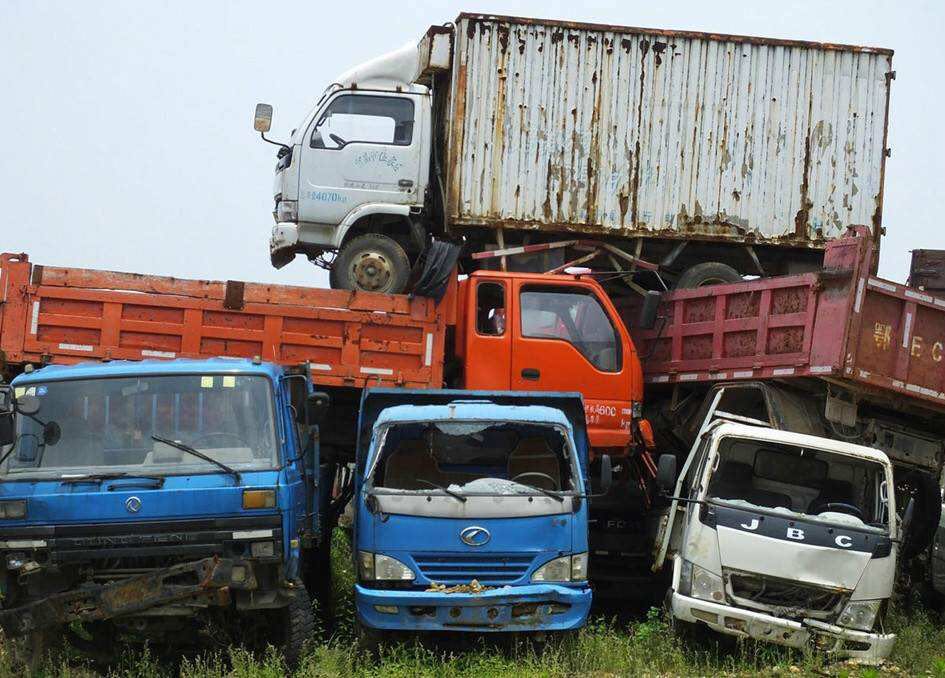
[[476, 282, 506, 336], [520, 286, 621, 372], [311, 95, 414, 149]]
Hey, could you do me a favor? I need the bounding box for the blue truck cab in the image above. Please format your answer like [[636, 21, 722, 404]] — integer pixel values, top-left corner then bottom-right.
[[0, 358, 329, 663], [353, 389, 593, 635]]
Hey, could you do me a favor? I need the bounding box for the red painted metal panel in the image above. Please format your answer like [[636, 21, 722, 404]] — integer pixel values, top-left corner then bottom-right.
[[629, 229, 945, 413], [0, 254, 446, 390]]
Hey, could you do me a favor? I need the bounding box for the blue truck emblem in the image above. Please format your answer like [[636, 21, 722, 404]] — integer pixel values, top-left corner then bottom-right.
[[459, 525, 490, 547], [125, 496, 142, 513]]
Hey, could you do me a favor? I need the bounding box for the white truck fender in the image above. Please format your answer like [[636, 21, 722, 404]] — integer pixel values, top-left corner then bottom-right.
[[333, 203, 412, 248]]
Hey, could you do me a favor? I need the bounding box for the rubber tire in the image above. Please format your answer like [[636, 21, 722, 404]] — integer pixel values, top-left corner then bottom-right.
[[280, 586, 316, 669], [330, 234, 411, 294], [675, 261, 742, 289]]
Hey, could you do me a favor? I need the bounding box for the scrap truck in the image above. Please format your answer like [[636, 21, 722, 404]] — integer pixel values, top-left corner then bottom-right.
[[0, 358, 331, 665], [255, 13, 894, 293]]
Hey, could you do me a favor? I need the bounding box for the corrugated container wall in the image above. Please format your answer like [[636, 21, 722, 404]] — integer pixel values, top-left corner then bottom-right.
[[445, 15, 893, 249]]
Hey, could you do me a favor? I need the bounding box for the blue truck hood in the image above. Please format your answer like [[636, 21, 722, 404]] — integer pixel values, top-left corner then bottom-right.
[[0, 470, 280, 527]]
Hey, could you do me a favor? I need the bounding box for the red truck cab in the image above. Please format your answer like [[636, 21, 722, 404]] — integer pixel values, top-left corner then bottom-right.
[[453, 270, 644, 454]]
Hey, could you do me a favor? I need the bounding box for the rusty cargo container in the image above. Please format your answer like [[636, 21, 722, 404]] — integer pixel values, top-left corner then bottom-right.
[[441, 14, 894, 275]]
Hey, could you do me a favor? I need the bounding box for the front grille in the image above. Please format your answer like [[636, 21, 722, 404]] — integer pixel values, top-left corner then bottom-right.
[[728, 572, 846, 616], [413, 553, 534, 585], [4, 516, 281, 565]]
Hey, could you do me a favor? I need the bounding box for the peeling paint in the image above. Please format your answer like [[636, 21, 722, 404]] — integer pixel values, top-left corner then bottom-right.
[[448, 15, 892, 247]]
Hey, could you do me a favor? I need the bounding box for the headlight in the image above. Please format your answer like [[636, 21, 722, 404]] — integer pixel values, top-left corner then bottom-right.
[[678, 560, 725, 603], [276, 200, 298, 223], [531, 553, 588, 583], [837, 599, 882, 632], [0, 500, 27, 519], [357, 551, 415, 582]]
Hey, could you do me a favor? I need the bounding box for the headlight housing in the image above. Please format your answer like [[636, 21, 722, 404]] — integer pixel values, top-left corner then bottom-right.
[[0, 500, 27, 519], [357, 551, 415, 582], [276, 200, 298, 223], [837, 599, 882, 632], [678, 560, 725, 603], [531, 553, 588, 583]]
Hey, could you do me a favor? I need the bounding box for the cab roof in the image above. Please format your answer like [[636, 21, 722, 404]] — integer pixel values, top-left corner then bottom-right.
[[710, 421, 892, 465], [12, 358, 282, 384]]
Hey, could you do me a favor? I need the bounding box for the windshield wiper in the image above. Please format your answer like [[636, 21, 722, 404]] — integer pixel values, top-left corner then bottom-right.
[[514, 482, 565, 502], [416, 478, 467, 503], [60, 472, 165, 488], [151, 435, 241, 484]]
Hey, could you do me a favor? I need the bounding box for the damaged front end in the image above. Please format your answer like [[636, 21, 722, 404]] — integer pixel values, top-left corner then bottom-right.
[[0, 556, 273, 637]]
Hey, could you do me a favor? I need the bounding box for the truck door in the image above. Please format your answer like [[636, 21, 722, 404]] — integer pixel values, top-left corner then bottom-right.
[[509, 281, 635, 448], [297, 92, 424, 225], [462, 279, 511, 390]]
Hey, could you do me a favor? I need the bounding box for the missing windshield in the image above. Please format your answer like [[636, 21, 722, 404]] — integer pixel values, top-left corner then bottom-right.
[[706, 437, 889, 531], [370, 421, 576, 497]]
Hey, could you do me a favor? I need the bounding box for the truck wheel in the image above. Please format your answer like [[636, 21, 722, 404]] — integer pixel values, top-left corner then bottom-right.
[[279, 586, 315, 669], [675, 262, 742, 289], [330, 234, 411, 294]]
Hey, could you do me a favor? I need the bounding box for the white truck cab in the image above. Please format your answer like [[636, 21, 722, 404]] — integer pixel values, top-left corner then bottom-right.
[[655, 405, 900, 663], [256, 35, 449, 293]]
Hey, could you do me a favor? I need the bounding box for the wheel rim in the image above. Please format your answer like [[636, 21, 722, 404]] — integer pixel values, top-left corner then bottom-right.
[[696, 276, 731, 287], [351, 251, 393, 292]]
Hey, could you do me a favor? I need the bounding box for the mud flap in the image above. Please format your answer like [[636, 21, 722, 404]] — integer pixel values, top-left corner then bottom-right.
[[411, 240, 462, 301]]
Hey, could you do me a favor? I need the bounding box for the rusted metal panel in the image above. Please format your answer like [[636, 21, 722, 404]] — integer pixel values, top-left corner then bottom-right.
[[909, 250, 945, 292], [627, 230, 945, 414], [447, 14, 893, 248], [0, 253, 446, 389]]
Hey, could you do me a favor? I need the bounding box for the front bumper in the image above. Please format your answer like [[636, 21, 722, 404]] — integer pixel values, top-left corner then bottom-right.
[[671, 592, 895, 663], [270, 223, 301, 268], [356, 583, 592, 632]]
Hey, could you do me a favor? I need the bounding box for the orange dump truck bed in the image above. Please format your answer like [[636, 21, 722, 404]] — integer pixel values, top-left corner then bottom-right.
[[0, 253, 447, 389]]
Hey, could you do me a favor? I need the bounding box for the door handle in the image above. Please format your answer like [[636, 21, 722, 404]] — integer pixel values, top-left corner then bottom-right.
[[398, 179, 414, 188], [521, 368, 540, 381]]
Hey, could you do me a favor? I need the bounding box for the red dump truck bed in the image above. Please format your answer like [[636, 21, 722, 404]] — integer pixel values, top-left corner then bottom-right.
[[628, 228, 945, 413], [0, 253, 446, 388]]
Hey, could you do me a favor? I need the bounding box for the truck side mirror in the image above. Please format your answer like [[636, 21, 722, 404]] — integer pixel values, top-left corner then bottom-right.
[[637, 291, 662, 330], [656, 454, 678, 494], [0, 386, 13, 446], [599, 454, 613, 494], [254, 103, 273, 133], [305, 392, 330, 425]]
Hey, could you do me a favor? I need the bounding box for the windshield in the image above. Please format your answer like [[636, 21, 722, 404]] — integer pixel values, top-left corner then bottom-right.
[[369, 421, 578, 496], [2, 374, 279, 479], [705, 436, 889, 531]]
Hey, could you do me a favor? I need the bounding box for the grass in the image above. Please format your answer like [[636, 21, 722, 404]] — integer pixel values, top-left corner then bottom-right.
[[2, 530, 945, 677]]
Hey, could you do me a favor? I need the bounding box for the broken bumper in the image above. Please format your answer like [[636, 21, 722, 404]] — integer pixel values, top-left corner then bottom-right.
[[671, 592, 895, 663], [356, 583, 592, 632], [0, 557, 258, 637], [270, 223, 300, 268]]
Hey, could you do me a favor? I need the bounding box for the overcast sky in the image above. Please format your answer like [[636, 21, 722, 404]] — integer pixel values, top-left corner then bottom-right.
[[2, 1, 942, 287]]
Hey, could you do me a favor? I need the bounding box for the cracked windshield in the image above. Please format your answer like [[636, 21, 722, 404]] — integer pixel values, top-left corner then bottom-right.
[[370, 421, 576, 496], [1, 374, 278, 479], [706, 437, 889, 532]]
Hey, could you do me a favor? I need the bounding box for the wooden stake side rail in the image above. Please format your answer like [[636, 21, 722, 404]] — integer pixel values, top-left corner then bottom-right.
[[627, 230, 945, 413], [0, 253, 447, 389]]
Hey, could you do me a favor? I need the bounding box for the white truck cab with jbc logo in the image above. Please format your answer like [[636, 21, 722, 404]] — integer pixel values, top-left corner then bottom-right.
[[654, 394, 901, 663]]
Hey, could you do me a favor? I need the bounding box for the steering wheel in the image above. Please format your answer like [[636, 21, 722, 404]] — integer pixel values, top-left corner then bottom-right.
[[329, 133, 347, 147], [511, 472, 559, 491], [816, 502, 864, 519], [188, 432, 247, 448]]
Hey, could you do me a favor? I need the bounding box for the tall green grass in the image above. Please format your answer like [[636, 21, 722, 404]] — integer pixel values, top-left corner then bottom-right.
[[3, 529, 945, 677]]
